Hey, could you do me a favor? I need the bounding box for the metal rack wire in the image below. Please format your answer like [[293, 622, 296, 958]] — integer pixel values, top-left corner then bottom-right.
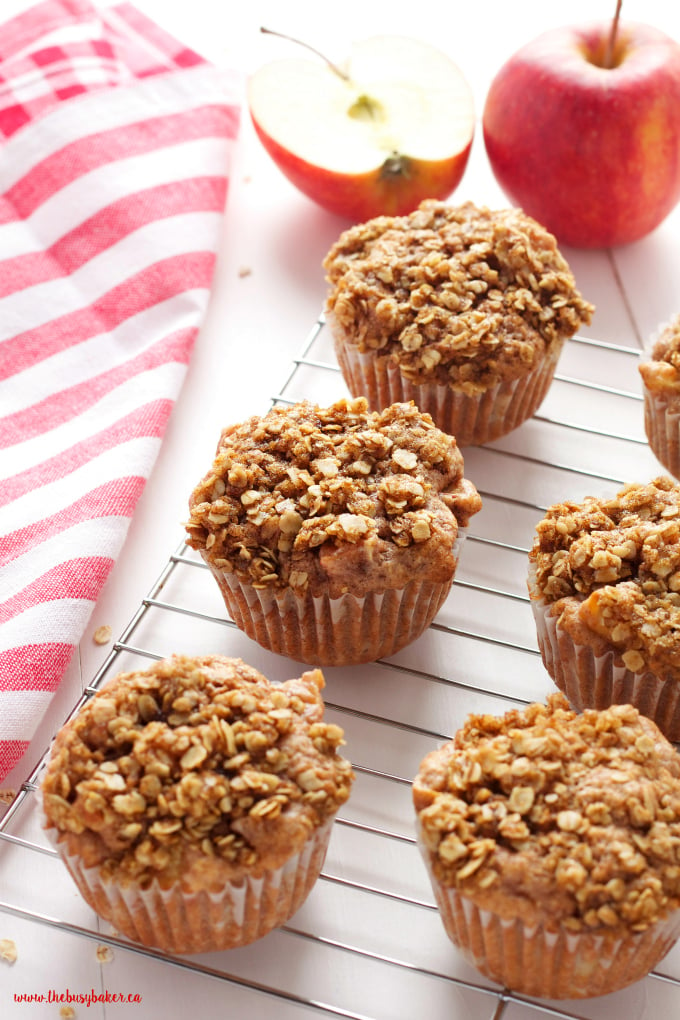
[[1, 313, 677, 1020]]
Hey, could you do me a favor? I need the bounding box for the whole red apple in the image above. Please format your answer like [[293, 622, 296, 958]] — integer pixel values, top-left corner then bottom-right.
[[248, 35, 475, 222], [482, 20, 680, 248]]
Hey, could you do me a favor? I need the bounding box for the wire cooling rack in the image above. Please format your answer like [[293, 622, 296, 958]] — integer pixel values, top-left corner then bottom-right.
[[2, 313, 679, 1020]]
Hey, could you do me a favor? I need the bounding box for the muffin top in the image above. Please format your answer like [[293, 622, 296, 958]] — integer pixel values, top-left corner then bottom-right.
[[42, 655, 354, 891], [413, 694, 680, 934], [639, 314, 680, 396], [324, 200, 593, 394], [528, 477, 680, 677], [186, 397, 482, 599]]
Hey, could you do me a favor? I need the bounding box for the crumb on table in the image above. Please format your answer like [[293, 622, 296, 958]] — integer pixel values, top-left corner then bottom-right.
[[0, 938, 17, 963], [93, 625, 112, 646]]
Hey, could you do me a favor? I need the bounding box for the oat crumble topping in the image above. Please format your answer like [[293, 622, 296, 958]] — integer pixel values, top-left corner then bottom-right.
[[185, 398, 481, 598], [639, 314, 680, 396], [42, 655, 354, 889], [324, 200, 593, 394], [528, 477, 680, 677], [414, 694, 680, 933]]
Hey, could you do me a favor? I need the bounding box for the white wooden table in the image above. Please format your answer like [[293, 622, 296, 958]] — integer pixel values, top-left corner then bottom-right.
[[3, 1, 680, 1017]]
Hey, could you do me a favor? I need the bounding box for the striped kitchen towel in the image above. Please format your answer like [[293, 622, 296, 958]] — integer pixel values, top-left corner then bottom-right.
[[0, 0, 241, 781]]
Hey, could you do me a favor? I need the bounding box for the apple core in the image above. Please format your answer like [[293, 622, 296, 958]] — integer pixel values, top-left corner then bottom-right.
[[348, 94, 386, 123]]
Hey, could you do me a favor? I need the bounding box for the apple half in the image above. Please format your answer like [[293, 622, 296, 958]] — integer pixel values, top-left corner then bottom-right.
[[248, 35, 475, 222]]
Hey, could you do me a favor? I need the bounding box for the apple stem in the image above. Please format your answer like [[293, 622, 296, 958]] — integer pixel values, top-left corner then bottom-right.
[[602, 0, 623, 69], [259, 26, 350, 82]]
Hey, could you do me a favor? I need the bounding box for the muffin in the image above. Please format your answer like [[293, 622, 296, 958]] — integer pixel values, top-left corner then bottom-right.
[[185, 397, 482, 666], [323, 200, 594, 445], [528, 476, 680, 740], [413, 694, 680, 999], [41, 655, 354, 953], [639, 314, 680, 478]]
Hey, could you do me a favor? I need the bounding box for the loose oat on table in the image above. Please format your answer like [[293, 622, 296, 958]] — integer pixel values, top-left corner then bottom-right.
[[324, 200, 593, 393], [92, 625, 112, 646], [528, 477, 680, 678], [414, 693, 680, 934], [41, 655, 354, 890], [185, 397, 481, 599], [0, 938, 17, 963]]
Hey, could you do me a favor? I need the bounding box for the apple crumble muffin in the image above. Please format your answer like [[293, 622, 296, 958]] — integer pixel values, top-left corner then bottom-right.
[[528, 476, 680, 739], [324, 200, 594, 444], [413, 693, 680, 997], [185, 397, 481, 665], [42, 655, 354, 952], [639, 314, 680, 478]]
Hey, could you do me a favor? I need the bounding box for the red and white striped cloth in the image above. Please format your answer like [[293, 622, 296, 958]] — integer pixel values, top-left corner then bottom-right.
[[0, 0, 242, 781]]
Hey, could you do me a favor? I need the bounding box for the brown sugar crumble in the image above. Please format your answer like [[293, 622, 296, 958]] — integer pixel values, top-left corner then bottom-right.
[[42, 655, 354, 889], [185, 397, 481, 599], [324, 200, 593, 394], [529, 477, 680, 677], [414, 694, 680, 933], [639, 314, 680, 397]]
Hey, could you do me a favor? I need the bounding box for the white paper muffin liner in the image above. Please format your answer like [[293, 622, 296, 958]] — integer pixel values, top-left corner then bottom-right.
[[530, 594, 680, 742], [203, 531, 467, 667], [418, 837, 680, 998], [643, 386, 680, 480], [46, 817, 335, 954], [328, 313, 562, 445], [639, 318, 680, 479]]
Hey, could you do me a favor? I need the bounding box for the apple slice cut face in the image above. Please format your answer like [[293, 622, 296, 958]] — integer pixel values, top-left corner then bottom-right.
[[248, 35, 475, 173]]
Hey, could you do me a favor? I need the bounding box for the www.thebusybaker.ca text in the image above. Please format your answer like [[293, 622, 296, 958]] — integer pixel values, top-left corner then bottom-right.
[[13, 988, 142, 1006]]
